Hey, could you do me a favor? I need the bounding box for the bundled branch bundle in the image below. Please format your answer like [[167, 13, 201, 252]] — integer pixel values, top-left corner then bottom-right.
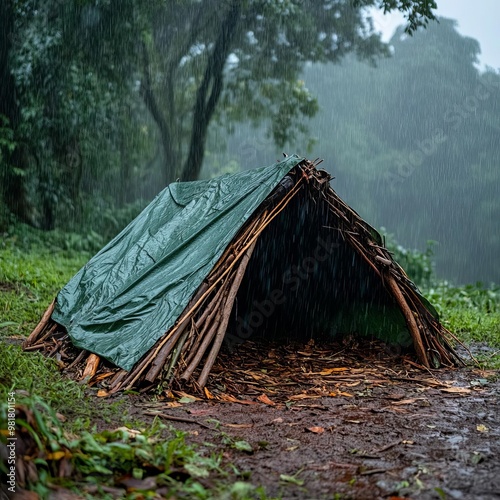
[[24, 158, 464, 394], [314, 173, 464, 369]]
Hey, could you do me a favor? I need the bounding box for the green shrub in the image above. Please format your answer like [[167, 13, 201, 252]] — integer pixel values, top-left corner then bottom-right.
[[381, 228, 436, 289]]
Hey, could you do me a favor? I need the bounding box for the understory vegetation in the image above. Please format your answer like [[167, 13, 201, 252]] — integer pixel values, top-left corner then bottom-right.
[[1, 228, 498, 498]]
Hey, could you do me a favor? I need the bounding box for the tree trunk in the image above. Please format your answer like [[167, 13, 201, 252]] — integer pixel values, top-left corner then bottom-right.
[[140, 43, 180, 185], [180, 2, 241, 182]]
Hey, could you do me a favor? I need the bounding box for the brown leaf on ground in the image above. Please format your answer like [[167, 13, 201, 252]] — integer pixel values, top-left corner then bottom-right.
[[257, 394, 276, 406], [306, 426, 325, 434]]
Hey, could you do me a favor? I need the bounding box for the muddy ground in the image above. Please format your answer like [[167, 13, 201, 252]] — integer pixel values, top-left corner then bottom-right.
[[7, 337, 499, 499], [118, 340, 500, 500]]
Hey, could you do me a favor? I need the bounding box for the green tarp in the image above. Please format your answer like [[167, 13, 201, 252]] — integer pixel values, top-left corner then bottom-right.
[[52, 156, 303, 370]]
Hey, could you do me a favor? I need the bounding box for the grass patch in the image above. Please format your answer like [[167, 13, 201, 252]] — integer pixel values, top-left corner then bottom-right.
[[0, 396, 271, 499], [0, 246, 88, 340], [425, 282, 500, 368]]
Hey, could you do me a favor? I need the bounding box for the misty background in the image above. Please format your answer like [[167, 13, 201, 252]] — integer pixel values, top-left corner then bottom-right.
[[1, 1, 499, 286]]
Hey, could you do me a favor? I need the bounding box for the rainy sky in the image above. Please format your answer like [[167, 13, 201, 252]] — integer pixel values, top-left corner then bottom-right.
[[371, 0, 500, 69]]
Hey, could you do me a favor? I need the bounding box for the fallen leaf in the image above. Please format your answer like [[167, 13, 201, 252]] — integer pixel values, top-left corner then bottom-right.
[[92, 372, 115, 382], [113, 427, 142, 437], [392, 398, 424, 405], [316, 367, 349, 375], [97, 389, 109, 397], [218, 393, 258, 405], [178, 396, 197, 404], [176, 391, 202, 401], [288, 393, 322, 401], [234, 440, 253, 453], [476, 424, 489, 433], [257, 394, 276, 406], [306, 426, 325, 434], [441, 387, 472, 394], [204, 387, 215, 399], [46, 450, 70, 460], [164, 401, 182, 408], [345, 381, 361, 387]]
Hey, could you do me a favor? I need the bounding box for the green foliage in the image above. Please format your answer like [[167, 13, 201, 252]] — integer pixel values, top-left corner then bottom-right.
[[0, 244, 87, 339], [0, 346, 89, 423], [0, 394, 269, 499], [382, 228, 436, 289], [0, 115, 16, 160], [425, 282, 500, 353], [1, 0, 439, 232]]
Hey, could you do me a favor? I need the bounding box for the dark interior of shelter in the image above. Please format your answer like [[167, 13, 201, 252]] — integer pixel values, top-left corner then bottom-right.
[[229, 185, 410, 347]]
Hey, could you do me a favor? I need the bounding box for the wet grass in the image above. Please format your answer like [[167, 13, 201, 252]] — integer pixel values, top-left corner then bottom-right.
[[425, 282, 500, 368], [0, 245, 89, 340], [0, 244, 275, 499]]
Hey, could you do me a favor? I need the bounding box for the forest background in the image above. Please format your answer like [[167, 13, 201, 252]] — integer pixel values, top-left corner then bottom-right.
[[1, 1, 499, 285]]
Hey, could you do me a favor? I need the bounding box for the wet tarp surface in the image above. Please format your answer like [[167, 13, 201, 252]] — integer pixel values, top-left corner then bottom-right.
[[52, 156, 303, 370]]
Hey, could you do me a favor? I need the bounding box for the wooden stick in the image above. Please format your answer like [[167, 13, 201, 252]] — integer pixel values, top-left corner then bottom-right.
[[81, 353, 100, 380], [197, 240, 257, 388], [194, 283, 226, 330], [120, 282, 210, 389], [164, 320, 193, 382], [108, 368, 127, 387], [180, 311, 223, 381], [182, 285, 228, 371], [24, 299, 55, 346], [144, 321, 189, 383], [38, 322, 58, 344], [125, 180, 304, 390], [385, 272, 429, 368], [64, 350, 88, 371]]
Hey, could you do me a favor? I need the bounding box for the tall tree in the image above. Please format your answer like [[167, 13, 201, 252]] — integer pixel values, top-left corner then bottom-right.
[[138, 0, 437, 183], [0, 0, 438, 229]]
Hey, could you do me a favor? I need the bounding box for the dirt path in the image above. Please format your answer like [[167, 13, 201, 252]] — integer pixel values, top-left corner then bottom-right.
[[129, 342, 500, 499]]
